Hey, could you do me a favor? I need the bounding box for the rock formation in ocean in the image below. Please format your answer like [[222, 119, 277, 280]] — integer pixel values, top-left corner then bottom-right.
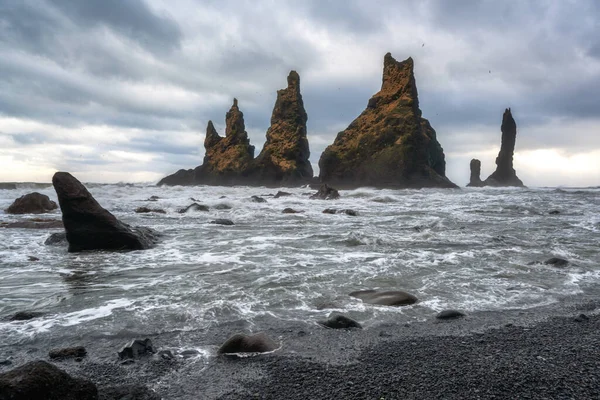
[[158, 72, 313, 187], [318, 53, 456, 189], [249, 71, 313, 184], [484, 108, 524, 187], [52, 172, 158, 252], [194, 99, 255, 184], [5, 192, 58, 214], [467, 159, 484, 187]]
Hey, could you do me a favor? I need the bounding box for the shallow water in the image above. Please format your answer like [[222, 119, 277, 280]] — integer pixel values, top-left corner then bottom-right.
[[0, 184, 599, 355]]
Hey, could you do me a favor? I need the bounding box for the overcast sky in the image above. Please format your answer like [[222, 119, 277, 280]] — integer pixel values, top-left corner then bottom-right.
[[1, 0, 599, 186]]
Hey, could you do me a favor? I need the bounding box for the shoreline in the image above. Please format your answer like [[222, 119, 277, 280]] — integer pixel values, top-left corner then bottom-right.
[[1, 295, 599, 399]]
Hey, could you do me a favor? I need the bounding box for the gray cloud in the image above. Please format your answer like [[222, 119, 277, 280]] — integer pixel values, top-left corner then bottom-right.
[[0, 0, 599, 185]]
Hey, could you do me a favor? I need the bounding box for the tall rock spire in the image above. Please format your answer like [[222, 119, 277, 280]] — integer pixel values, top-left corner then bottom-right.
[[250, 70, 313, 184], [484, 108, 524, 187], [318, 53, 455, 188]]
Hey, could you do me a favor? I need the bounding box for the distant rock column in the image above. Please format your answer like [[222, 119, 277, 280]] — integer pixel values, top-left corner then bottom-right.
[[484, 108, 524, 187], [467, 159, 484, 187]]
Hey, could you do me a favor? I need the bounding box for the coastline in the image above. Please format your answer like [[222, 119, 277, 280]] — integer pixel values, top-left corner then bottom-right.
[[2, 295, 599, 399]]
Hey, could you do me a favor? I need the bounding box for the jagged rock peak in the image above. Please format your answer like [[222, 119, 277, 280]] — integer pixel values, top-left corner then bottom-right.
[[204, 120, 222, 148], [225, 98, 247, 141], [318, 52, 456, 189], [484, 108, 524, 187], [250, 70, 313, 184]]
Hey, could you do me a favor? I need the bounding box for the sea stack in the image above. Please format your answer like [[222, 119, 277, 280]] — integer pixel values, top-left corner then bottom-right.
[[195, 99, 255, 184], [53, 172, 158, 252], [467, 159, 484, 187], [249, 71, 313, 184], [484, 108, 524, 187], [318, 53, 456, 189]]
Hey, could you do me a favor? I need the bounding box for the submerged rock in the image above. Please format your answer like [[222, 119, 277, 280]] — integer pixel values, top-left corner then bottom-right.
[[9, 311, 44, 321], [318, 53, 456, 189], [0, 360, 97, 400], [349, 290, 418, 307], [274, 191, 292, 198], [436, 310, 466, 320], [135, 207, 166, 214], [467, 159, 484, 187], [310, 184, 340, 200], [484, 108, 524, 187], [218, 332, 278, 354], [317, 314, 362, 330], [210, 219, 234, 226], [178, 203, 209, 213], [250, 195, 267, 203], [49, 346, 87, 360], [45, 232, 67, 246], [5, 192, 58, 214], [52, 172, 159, 252], [544, 257, 569, 267], [118, 339, 155, 360], [282, 208, 300, 214]]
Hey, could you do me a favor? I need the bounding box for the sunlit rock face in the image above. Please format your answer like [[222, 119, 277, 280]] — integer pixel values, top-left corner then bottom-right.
[[318, 53, 456, 189]]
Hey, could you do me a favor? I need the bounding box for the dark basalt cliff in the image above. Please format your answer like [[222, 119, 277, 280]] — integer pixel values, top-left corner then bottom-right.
[[318, 53, 456, 189], [249, 71, 313, 184], [484, 108, 524, 187], [158, 73, 313, 187]]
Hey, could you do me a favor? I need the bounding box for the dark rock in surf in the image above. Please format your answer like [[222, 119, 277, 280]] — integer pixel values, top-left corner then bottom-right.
[[45, 232, 67, 245], [135, 207, 166, 214], [0, 360, 98, 400], [28, 256, 39, 261], [467, 159, 484, 187], [210, 219, 234, 226], [548, 210, 560, 215], [318, 314, 362, 330], [5, 192, 58, 214], [349, 290, 418, 307], [99, 384, 160, 400], [310, 184, 340, 200], [178, 203, 209, 213], [52, 172, 158, 252], [146, 196, 160, 201], [49, 346, 87, 360], [484, 108, 524, 187], [218, 332, 278, 354], [322, 208, 337, 214], [341, 209, 358, 216], [214, 203, 232, 210], [251, 195, 267, 203], [118, 339, 156, 360], [282, 208, 300, 214], [436, 310, 466, 320], [274, 191, 292, 198], [574, 313, 589, 322], [157, 168, 195, 186], [9, 311, 44, 321], [544, 257, 568, 267]]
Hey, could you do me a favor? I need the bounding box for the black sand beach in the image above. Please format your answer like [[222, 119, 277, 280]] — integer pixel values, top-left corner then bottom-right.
[[2, 298, 598, 399]]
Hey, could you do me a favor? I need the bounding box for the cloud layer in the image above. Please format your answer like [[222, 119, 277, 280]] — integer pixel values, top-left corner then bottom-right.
[[1, 0, 599, 185]]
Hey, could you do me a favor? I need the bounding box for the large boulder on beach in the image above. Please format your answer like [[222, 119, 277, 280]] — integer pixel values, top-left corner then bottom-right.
[[318, 53, 456, 189], [0, 360, 98, 400], [218, 332, 278, 354], [318, 314, 362, 329], [350, 289, 418, 306], [118, 338, 156, 360], [5, 192, 58, 214], [248, 71, 314, 185], [52, 172, 158, 252], [483, 108, 524, 187]]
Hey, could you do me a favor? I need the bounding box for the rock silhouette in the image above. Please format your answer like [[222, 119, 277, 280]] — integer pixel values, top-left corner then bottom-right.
[[318, 53, 456, 189], [52, 172, 158, 252], [467, 159, 484, 187], [484, 108, 524, 187], [5, 192, 58, 214]]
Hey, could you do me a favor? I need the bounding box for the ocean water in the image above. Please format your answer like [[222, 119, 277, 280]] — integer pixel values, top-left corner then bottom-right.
[[0, 184, 599, 356]]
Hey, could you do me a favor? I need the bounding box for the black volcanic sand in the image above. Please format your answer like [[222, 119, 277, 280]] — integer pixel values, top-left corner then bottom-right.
[[1, 298, 599, 399]]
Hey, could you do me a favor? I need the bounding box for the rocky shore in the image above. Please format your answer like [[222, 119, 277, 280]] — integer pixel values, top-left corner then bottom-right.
[[1, 298, 598, 399]]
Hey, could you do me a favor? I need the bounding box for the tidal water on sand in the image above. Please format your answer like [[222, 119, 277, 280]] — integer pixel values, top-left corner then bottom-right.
[[0, 184, 599, 356]]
